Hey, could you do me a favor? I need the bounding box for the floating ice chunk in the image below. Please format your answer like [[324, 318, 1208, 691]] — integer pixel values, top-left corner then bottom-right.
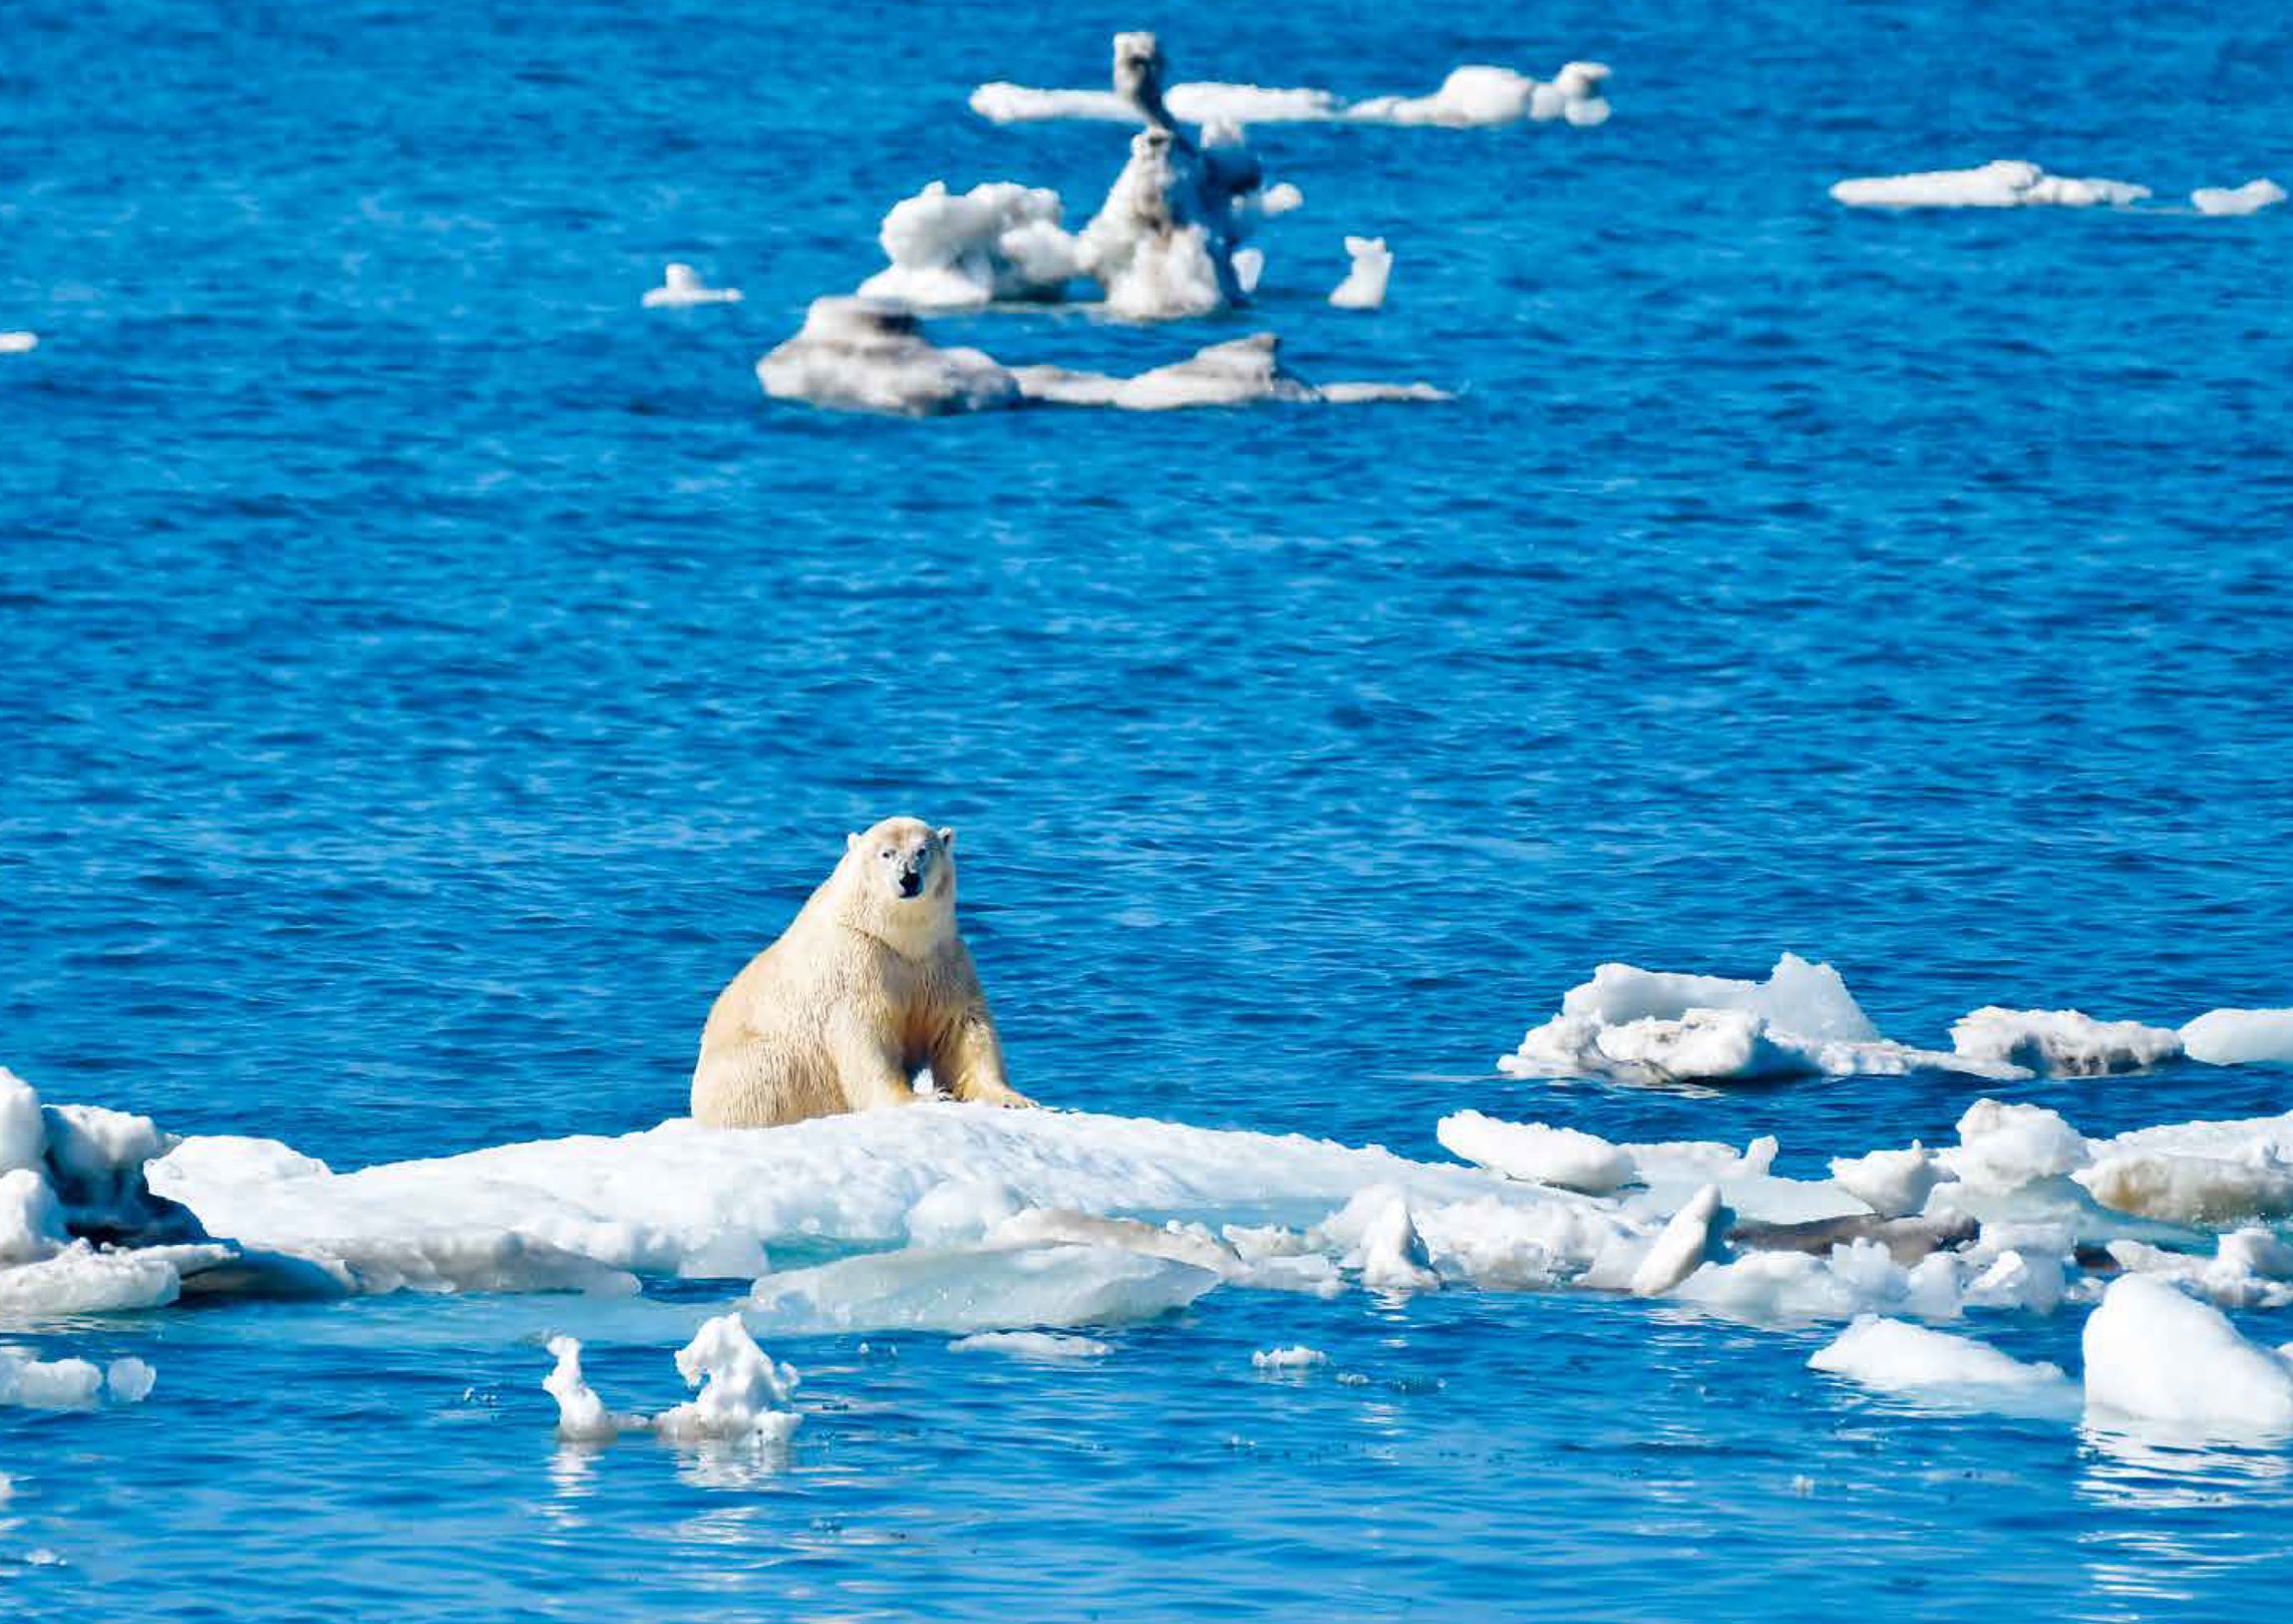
[[0, 1071, 45, 1173], [0, 332, 36, 355], [1674, 1238, 1962, 1324], [2190, 178, 2285, 216], [1962, 1249, 2067, 1314], [1229, 246, 1264, 295], [0, 1351, 104, 1409], [949, 1330, 1111, 1359], [1077, 128, 1240, 318], [641, 262, 743, 308], [1950, 1007, 2182, 1077], [1831, 161, 2151, 209], [655, 1314, 802, 1446], [1016, 333, 1447, 412], [1630, 1183, 1731, 1296], [2104, 1239, 2293, 1311], [2083, 1274, 2293, 1434], [0, 1168, 66, 1266], [1330, 1187, 1440, 1293], [542, 1335, 646, 1441], [857, 182, 1081, 310], [1943, 1099, 2091, 1193], [106, 1356, 157, 1404], [2181, 1008, 2293, 1065], [1809, 1315, 2071, 1397], [1436, 1112, 1635, 1194], [1252, 1346, 1328, 1371], [750, 1241, 1220, 1334], [1349, 63, 1611, 129], [757, 297, 1021, 417], [986, 1208, 1241, 1276], [0, 1242, 182, 1317], [1328, 236, 1392, 310], [1827, 1144, 1947, 1219], [906, 1178, 1030, 1246], [1563, 954, 1879, 1041], [2078, 1145, 2293, 1226], [1258, 182, 1303, 215]]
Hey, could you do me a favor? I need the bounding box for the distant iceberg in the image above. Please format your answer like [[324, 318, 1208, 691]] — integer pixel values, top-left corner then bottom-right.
[[1831, 160, 2150, 209]]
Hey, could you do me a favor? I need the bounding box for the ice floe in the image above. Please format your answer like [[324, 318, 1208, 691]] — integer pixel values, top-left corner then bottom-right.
[[950, 1330, 1111, 1359], [750, 1241, 1219, 1334], [1251, 1345, 1328, 1370], [542, 1317, 801, 1445], [857, 182, 1080, 310], [1328, 235, 1393, 310], [1013, 333, 1448, 411], [0, 1348, 156, 1411], [1498, 954, 2023, 1085], [1628, 1183, 1731, 1297], [2190, 178, 2285, 216], [2082, 1274, 2293, 1435], [544, 1335, 646, 1441], [1831, 161, 2151, 209], [0, 332, 36, 355], [1826, 1144, 1946, 1219], [971, 49, 1611, 131], [1436, 1112, 1635, 1194], [1949, 1007, 2182, 1077], [2181, 1008, 2293, 1066], [756, 297, 1021, 416], [1808, 1315, 2073, 1405], [641, 262, 743, 308]]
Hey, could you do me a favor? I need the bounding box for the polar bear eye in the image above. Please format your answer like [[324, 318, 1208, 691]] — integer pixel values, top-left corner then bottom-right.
[[879, 847, 894, 859]]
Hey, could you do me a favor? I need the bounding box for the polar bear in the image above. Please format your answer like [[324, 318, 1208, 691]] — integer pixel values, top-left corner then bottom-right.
[[691, 816, 1034, 1129]]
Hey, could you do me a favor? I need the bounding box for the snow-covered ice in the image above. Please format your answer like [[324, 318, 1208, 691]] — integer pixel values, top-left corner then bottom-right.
[[1328, 236, 1392, 310], [654, 1314, 802, 1445], [2181, 1008, 2293, 1065], [1348, 63, 1611, 129], [971, 55, 1610, 131], [1630, 1183, 1731, 1297], [1831, 161, 2151, 209], [1826, 1145, 1946, 1219], [756, 297, 1021, 416], [1949, 1007, 2182, 1077], [749, 1242, 1221, 1334], [543, 1335, 646, 1441], [1808, 1315, 2072, 1404], [2190, 178, 2285, 216], [1437, 1112, 1635, 1194], [2082, 1274, 2293, 1435], [858, 182, 1080, 310], [950, 1330, 1112, 1359], [1014, 333, 1447, 412], [641, 262, 742, 308]]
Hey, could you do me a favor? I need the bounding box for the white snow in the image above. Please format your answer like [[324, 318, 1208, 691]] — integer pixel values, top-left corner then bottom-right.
[[1436, 1112, 1635, 1194], [1809, 1315, 2070, 1396], [857, 182, 1080, 310], [949, 1330, 1112, 1359], [1950, 1007, 2182, 1076], [1251, 1345, 1328, 1370], [1328, 236, 1392, 310], [1831, 161, 2151, 209], [756, 296, 1020, 416], [2082, 1274, 2293, 1434], [654, 1313, 802, 1445], [2190, 178, 2285, 216], [2181, 1008, 2293, 1065], [1826, 1144, 1946, 1219], [641, 262, 742, 308]]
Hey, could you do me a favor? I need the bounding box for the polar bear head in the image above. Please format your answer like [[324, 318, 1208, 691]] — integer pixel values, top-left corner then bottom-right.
[[839, 815, 959, 951]]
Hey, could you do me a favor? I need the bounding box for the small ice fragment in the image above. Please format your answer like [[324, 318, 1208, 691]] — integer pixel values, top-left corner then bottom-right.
[[1809, 1315, 2069, 1392], [2180, 1008, 2293, 1065], [105, 1357, 157, 1404], [949, 1330, 1111, 1359], [1353, 1190, 1441, 1293], [1328, 236, 1392, 310], [654, 1313, 801, 1445], [857, 181, 1080, 310], [1436, 1112, 1635, 1193], [0, 332, 37, 355], [1827, 1144, 1944, 1219], [642, 262, 743, 308], [2190, 179, 2285, 217], [1229, 247, 1265, 295], [2083, 1274, 2293, 1433], [0, 1070, 46, 1173], [1259, 182, 1303, 215], [1944, 1099, 2090, 1192], [1251, 1345, 1328, 1370], [757, 296, 1020, 417], [1631, 1183, 1731, 1297], [541, 1335, 645, 1442], [0, 1352, 104, 1409]]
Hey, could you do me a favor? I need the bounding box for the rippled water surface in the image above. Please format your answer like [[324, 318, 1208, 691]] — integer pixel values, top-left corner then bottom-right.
[[5, 0, 2292, 1617]]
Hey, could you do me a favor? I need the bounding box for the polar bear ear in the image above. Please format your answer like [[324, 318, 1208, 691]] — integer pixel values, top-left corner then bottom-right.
[[937, 825, 957, 849], [846, 830, 860, 851]]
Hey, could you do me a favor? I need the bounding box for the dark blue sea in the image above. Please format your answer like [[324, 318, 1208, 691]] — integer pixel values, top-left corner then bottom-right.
[[5, 1, 2292, 1618]]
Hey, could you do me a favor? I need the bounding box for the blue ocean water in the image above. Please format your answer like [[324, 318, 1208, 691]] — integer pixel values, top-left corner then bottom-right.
[[5, 0, 2292, 1617]]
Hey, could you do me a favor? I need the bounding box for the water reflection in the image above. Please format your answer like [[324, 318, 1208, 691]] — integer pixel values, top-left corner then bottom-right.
[[2073, 1419, 2293, 1616]]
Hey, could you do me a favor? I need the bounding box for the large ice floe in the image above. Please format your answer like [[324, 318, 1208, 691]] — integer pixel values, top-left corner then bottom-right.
[[1809, 1315, 2075, 1414], [971, 49, 1611, 131], [2083, 1275, 2293, 1437], [756, 303, 1446, 416], [1830, 161, 2151, 209]]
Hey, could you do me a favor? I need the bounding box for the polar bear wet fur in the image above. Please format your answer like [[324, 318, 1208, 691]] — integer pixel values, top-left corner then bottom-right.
[[692, 816, 1033, 1129]]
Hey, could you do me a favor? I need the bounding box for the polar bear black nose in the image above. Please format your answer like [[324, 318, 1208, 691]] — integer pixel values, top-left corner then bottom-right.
[[898, 868, 924, 898]]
